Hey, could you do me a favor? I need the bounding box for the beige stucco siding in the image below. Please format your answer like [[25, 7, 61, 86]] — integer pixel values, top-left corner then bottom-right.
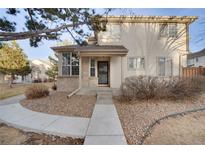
[[98, 22, 188, 84], [110, 56, 122, 88], [55, 20, 189, 90], [57, 76, 79, 92]]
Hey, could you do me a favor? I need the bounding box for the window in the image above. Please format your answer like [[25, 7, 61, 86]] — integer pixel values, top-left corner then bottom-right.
[[90, 59, 96, 77], [159, 24, 168, 37], [157, 57, 173, 76], [196, 57, 199, 62], [169, 24, 177, 37], [187, 59, 194, 66], [62, 52, 79, 75], [159, 24, 177, 38], [128, 57, 145, 70], [157, 57, 166, 76], [100, 24, 121, 42]]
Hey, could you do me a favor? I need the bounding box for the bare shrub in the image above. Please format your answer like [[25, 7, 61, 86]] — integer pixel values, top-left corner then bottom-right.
[[120, 75, 205, 101], [25, 84, 49, 99]]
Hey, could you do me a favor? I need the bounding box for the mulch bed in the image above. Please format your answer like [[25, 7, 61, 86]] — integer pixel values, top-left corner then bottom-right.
[[114, 94, 205, 144], [21, 91, 96, 118], [143, 110, 205, 144], [0, 123, 84, 145]]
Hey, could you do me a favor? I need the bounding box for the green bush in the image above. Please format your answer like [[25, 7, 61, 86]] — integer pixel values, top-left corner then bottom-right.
[[25, 84, 49, 99]]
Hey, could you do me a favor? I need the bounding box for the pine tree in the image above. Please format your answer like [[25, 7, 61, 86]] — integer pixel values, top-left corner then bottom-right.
[[0, 41, 31, 87]]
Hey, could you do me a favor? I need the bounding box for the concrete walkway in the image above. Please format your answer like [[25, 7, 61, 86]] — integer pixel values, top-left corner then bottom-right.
[[84, 89, 127, 145], [0, 97, 89, 138], [0, 95, 25, 106]]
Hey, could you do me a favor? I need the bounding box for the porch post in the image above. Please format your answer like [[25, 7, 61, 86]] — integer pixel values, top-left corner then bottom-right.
[[121, 56, 124, 84], [79, 55, 82, 89]]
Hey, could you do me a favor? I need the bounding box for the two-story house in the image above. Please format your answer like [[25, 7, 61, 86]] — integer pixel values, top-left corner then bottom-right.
[[51, 16, 197, 92]]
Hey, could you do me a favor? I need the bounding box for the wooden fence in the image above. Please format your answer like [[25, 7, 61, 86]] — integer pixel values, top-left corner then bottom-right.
[[183, 67, 205, 77]]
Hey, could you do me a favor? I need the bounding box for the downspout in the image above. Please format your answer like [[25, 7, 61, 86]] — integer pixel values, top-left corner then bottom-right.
[[79, 52, 82, 89]]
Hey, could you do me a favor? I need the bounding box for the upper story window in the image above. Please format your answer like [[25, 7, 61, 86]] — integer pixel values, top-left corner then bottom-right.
[[159, 23, 177, 38], [100, 24, 121, 42], [128, 57, 145, 70], [62, 52, 79, 76]]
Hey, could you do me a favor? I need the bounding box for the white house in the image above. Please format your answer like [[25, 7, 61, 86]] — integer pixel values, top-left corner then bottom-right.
[[187, 49, 205, 67], [30, 59, 51, 82], [13, 59, 52, 83], [51, 16, 197, 92]]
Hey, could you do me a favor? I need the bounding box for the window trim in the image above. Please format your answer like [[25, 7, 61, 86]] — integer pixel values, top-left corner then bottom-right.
[[127, 56, 145, 71], [157, 56, 167, 77], [89, 58, 97, 77], [62, 52, 79, 76], [156, 56, 173, 77], [159, 23, 177, 38]]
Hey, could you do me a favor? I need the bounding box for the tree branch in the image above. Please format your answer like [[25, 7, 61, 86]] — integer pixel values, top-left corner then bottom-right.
[[26, 8, 37, 31], [0, 22, 86, 41]]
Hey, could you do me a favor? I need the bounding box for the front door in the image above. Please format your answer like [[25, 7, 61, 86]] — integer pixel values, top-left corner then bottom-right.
[[98, 61, 109, 84]]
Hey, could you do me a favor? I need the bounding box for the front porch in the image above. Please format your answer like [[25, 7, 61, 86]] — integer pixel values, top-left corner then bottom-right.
[[52, 44, 128, 92], [78, 45, 128, 90], [80, 56, 111, 88]]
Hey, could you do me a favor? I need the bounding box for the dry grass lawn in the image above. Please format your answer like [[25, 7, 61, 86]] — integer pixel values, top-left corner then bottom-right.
[[114, 93, 205, 144], [0, 123, 83, 145], [143, 111, 205, 144], [21, 92, 96, 118], [0, 82, 54, 100]]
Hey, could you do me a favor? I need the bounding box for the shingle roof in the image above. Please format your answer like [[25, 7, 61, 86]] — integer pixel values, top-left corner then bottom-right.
[[188, 49, 205, 59]]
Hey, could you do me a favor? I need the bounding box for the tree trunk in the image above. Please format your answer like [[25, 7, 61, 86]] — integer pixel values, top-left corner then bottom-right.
[[22, 75, 24, 82], [9, 74, 14, 88]]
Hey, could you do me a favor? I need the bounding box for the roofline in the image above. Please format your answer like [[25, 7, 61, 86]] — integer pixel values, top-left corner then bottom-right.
[[187, 49, 205, 59], [97, 15, 198, 25], [51, 45, 129, 53]]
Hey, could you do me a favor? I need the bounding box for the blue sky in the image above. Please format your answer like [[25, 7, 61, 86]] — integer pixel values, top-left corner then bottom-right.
[[1, 8, 205, 60]]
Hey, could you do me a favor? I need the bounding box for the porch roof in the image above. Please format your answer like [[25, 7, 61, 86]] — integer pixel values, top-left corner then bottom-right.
[[51, 45, 128, 56]]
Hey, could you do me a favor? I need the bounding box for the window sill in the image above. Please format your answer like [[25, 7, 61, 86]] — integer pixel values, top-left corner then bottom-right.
[[57, 75, 79, 78], [89, 76, 98, 79]]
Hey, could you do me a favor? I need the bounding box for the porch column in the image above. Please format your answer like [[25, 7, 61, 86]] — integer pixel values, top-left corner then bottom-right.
[[79, 55, 82, 89]]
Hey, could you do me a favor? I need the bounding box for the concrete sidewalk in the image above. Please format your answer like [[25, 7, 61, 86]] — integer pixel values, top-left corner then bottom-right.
[[0, 98, 90, 138], [0, 95, 25, 106], [84, 90, 127, 145]]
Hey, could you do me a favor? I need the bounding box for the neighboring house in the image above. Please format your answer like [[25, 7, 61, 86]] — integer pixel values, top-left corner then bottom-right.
[[187, 49, 205, 67], [13, 59, 51, 83], [30, 59, 51, 82], [51, 16, 197, 92]]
